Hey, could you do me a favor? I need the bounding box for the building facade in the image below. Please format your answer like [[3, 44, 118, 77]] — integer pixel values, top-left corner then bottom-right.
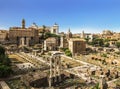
[[68, 39, 86, 56], [0, 30, 8, 42], [60, 35, 68, 48], [9, 19, 39, 47], [50, 23, 59, 35], [44, 37, 59, 51]]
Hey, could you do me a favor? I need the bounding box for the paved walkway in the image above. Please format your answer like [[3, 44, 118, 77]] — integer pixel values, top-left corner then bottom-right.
[[27, 53, 50, 65], [0, 81, 10, 89]]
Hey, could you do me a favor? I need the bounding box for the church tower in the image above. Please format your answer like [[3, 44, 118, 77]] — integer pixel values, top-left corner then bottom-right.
[[67, 28, 72, 39], [22, 19, 25, 29], [81, 30, 85, 39]]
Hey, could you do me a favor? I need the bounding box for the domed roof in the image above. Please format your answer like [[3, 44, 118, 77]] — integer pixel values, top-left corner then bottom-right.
[[103, 30, 113, 35], [30, 23, 38, 28]]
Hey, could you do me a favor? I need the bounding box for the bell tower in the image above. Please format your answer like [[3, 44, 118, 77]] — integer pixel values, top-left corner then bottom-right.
[[22, 19, 25, 29], [81, 30, 85, 39], [67, 28, 72, 39]]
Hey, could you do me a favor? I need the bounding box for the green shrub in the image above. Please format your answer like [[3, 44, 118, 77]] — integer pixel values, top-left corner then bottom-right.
[[0, 65, 13, 77], [65, 49, 72, 57], [0, 46, 12, 78]]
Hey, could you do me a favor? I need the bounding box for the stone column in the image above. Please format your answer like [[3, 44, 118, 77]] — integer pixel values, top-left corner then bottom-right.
[[26, 37, 30, 46], [21, 37, 25, 46], [49, 57, 52, 87], [60, 36, 64, 48], [49, 54, 61, 87], [34, 51, 37, 56], [100, 76, 108, 89], [44, 40, 46, 51]]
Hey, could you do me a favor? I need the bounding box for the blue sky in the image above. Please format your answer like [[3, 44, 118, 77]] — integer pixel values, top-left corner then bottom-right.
[[0, 0, 120, 33]]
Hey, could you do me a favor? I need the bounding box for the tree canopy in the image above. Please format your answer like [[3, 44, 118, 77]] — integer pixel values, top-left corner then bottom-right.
[[0, 65, 12, 77], [0, 46, 12, 78], [44, 32, 60, 39], [0, 45, 5, 55], [65, 49, 72, 57], [89, 38, 110, 47], [116, 42, 120, 48]]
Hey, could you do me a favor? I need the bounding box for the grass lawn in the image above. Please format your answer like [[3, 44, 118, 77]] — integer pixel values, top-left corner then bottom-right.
[[9, 54, 26, 63]]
